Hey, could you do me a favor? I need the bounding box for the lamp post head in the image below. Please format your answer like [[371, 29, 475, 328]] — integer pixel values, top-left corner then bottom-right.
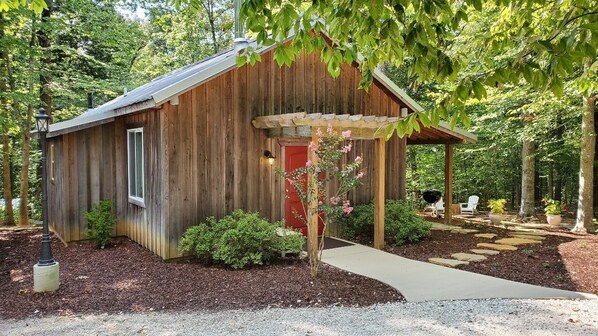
[[35, 107, 50, 133]]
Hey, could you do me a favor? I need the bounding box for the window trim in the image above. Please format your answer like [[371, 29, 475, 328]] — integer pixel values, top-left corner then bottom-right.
[[127, 127, 145, 207]]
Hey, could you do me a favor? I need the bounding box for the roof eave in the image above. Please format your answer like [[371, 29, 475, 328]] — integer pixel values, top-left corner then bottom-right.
[[47, 99, 157, 138]]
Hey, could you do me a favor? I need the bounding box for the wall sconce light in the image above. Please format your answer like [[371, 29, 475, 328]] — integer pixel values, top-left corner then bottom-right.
[[264, 150, 276, 165]]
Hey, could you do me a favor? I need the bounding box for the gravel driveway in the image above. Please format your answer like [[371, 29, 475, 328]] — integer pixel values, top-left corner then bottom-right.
[[2, 299, 597, 335]]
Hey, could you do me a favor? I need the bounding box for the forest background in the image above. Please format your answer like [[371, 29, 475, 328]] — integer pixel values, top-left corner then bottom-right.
[[0, 0, 596, 231]]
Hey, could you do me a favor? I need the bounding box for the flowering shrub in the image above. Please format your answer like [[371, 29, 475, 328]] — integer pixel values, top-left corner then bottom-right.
[[278, 125, 364, 276]]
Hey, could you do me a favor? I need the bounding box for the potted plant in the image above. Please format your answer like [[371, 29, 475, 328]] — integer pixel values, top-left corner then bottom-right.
[[488, 199, 507, 225], [542, 197, 561, 226]]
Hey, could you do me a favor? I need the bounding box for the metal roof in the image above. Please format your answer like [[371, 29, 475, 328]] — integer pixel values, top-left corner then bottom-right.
[[48, 38, 476, 144]]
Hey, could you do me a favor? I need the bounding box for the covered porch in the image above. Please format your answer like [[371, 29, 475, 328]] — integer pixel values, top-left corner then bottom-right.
[[253, 112, 476, 258]]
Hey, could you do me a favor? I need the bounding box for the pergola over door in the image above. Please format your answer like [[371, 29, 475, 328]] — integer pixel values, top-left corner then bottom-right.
[[253, 112, 394, 259]]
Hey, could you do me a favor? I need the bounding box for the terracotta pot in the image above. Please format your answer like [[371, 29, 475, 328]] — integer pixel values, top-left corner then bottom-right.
[[546, 214, 562, 226], [489, 213, 503, 225]]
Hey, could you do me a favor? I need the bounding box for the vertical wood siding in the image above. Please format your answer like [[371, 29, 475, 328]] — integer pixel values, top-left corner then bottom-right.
[[47, 124, 116, 243], [49, 49, 408, 259]]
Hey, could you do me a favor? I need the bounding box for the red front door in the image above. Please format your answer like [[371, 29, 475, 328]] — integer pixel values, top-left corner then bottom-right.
[[284, 146, 324, 236]]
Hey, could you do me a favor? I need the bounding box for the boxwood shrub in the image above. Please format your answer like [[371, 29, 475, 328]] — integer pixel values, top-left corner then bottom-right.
[[179, 209, 305, 269]]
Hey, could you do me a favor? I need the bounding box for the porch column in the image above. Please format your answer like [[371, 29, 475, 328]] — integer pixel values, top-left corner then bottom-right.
[[397, 137, 407, 201], [444, 143, 454, 225], [374, 138, 386, 249], [307, 129, 319, 263]]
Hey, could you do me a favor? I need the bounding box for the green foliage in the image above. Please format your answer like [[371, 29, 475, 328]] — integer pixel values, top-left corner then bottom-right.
[[272, 229, 305, 257], [0, 0, 47, 14], [137, 0, 234, 83], [384, 200, 432, 245], [522, 248, 534, 257], [488, 199, 507, 214], [238, 0, 597, 140], [340, 203, 374, 240], [341, 200, 431, 245], [85, 200, 117, 248], [179, 210, 305, 269], [542, 197, 561, 215]]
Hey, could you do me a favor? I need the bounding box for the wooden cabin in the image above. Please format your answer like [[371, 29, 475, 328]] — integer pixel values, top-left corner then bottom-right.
[[46, 39, 476, 259]]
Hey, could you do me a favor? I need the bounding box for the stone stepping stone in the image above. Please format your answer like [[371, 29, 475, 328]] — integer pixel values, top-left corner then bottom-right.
[[451, 253, 487, 262], [477, 243, 518, 251], [494, 238, 542, 246], [431, 223, 462, 231], [428, 258, 469, 267], [474, 233, 497, 239], [510, 234, 546, 240], [450, 228, 479, 234], [470, 249, 500, 255], [511, 230, 547, 236]]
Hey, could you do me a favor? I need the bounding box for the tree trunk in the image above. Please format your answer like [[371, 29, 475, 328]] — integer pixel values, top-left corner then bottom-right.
[[408, 148, 419, 205], [0, 13, 14, 226], [200, 0, 219, 54], [572, 94, 596, 232], [18, 21, 37, 226], [554, 114, 564, 201], [547, 161, 554, 199], [38, 1, 53, 115], [594, 104, 598, 216], [519, 140, 536, 218], [534, 147, 542, 207], [1, 132, 14, 226]]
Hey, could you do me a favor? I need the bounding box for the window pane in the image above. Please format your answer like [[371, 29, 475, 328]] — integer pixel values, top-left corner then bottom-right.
[[135, 131, 143, 198], [128, 132, 136, 196]]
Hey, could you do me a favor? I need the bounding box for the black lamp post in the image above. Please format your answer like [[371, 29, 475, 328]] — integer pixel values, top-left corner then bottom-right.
[[35, 108, 56, 266]]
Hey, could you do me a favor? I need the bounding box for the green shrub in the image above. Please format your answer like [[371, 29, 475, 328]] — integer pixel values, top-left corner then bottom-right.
[[179, 210, 306, 269], [385, 200, 432, 245], [340, 203, 374, 239], [273, 228, 305, 257], [85, 200, 117, 248], [178, 223, 214, 264], [339, 200, 431, 245]]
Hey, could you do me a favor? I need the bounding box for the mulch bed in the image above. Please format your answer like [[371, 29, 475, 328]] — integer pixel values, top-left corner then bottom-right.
[[381, 217, 598, 296], [3, 219, 596, 321], [0, 229, 402, 320]]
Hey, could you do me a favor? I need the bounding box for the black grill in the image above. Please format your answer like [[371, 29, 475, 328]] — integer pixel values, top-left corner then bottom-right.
[[422, 190, 441, 204]]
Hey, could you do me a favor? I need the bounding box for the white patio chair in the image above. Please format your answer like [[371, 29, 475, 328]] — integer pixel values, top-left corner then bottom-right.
[[435, 198, 445, 216], [460, 195, 479, 215]]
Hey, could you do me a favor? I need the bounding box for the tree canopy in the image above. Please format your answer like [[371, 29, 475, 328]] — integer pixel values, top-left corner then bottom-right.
[[239, 0, 596, 132]]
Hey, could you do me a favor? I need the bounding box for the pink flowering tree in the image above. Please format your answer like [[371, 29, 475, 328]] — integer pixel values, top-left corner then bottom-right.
[[279, 125, 364, 277]]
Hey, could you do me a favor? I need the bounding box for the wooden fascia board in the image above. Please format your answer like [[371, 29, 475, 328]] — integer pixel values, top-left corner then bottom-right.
[[46, 117, 115, 138], [46, 100, 159, 138], [407, 139, 464, 145]]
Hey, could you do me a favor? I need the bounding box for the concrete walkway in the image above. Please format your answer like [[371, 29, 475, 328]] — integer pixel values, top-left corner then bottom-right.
[[321, 242, 598, 302]]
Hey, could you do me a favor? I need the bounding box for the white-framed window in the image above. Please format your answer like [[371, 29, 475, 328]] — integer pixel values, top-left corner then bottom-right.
[[127, 127, 145, 206]]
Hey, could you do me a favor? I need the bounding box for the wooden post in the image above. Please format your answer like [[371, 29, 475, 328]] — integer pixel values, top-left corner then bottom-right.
[[374, 138, 386, 249], [307, 129, 319, 264], [397, 137, 407, 201], [445, 143, 454, 225]]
